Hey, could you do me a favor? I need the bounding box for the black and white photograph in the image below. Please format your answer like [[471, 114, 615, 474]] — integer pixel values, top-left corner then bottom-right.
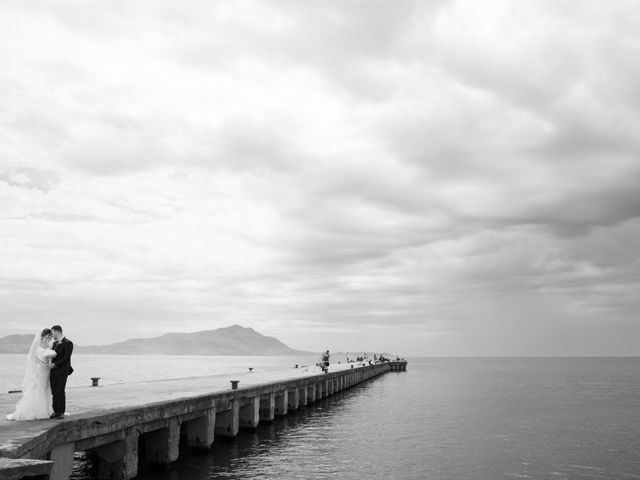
[[1, 1, 639, 479]]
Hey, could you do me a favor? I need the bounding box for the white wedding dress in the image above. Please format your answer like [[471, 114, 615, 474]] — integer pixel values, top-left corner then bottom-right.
[[6, 334, 57, 421]]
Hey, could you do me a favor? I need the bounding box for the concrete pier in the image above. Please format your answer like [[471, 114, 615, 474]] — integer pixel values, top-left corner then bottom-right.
[[287, 387, 299, 411], [215, 399, 240, 438], [183, 406, 216, 449], [259, 393, 275, 422], [0, 361, 407, 480], [275, 390, 288, 417], [239, 397, 260, 431]]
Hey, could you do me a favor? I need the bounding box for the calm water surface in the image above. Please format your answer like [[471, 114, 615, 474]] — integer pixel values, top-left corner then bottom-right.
[[5, 356, 640, 479]]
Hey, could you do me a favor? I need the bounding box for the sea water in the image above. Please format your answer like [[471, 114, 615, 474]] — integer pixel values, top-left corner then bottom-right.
[[3, 356, 640, 479]]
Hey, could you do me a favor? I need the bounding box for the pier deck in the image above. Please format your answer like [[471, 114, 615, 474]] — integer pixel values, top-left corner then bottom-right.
[[0, 360, 406, 480]]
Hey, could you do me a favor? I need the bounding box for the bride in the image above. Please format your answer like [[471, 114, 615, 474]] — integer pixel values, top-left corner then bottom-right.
[[6, 328, 57, 421]]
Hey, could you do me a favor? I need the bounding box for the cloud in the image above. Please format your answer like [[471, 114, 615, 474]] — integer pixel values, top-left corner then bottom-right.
[[0, 0, 639, 355]]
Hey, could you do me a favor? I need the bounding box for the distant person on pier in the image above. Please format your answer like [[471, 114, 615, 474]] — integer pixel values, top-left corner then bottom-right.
[[322, 350, 330, 373]]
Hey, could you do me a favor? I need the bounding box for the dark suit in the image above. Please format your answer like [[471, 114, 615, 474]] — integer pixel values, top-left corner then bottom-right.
[[50, 337, 74, 415]]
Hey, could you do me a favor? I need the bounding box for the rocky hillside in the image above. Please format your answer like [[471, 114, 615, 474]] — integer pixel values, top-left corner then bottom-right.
[[0, 325, 306, 356]]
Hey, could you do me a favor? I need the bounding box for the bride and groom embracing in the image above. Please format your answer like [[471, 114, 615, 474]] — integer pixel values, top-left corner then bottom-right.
[[6, 325, 74, 421]]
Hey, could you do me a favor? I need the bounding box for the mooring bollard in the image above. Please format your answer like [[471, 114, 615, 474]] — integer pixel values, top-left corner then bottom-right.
[[231, 380, 239, 390], [91, 377, 100, 387]]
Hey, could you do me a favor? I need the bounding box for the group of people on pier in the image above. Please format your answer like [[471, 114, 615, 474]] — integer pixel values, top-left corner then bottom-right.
[[316, 350, 404, 373], [345, 352, 406, 367]]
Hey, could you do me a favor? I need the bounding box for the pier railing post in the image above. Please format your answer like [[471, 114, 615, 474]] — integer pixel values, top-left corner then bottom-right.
[[287, 387, 299, 411], [143, 417, 180, 465], [96, 428, 139, 480], [259, 393, 276, 422], [184, 407, 216, 450], [239, 396, 260, 431], [298, 386, 308, 406], [275, 390, 288, 416], [308, 383, 316, 403], [215, 400, 240, 437]]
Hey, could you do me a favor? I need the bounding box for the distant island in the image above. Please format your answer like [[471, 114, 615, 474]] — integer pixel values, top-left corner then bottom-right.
[[0, 324, 310, 356]]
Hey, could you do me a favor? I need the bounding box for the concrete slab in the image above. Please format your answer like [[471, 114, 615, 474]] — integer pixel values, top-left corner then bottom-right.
[[0, 457, 53, 480]]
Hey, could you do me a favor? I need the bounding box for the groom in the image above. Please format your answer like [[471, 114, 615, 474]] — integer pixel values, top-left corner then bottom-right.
[[49, 325, 74, 419]]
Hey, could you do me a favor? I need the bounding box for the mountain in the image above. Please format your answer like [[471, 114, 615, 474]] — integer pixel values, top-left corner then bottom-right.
[[0, 325, 307, 356], [0, 334, 36, 353]]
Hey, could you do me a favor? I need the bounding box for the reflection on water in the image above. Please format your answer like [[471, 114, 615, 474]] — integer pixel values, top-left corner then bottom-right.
[[202, 394, 352, 480]]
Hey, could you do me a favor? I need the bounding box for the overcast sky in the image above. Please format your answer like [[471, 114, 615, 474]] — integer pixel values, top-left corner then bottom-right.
[[1, 0, 639, 356]]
